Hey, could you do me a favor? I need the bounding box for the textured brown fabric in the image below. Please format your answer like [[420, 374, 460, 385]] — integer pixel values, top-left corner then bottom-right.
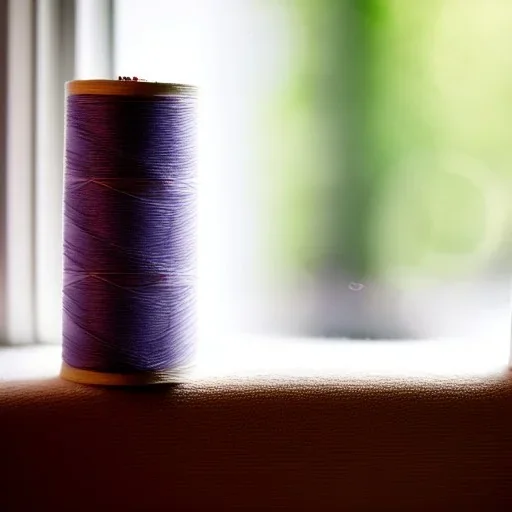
[[1, 374, 512, 511]]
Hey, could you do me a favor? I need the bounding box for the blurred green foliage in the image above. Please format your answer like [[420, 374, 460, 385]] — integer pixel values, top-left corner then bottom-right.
[[262, 0, 511, 285]]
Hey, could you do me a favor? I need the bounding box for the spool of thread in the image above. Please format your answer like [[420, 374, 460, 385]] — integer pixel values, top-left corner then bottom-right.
[[60, 79, 197, 385]]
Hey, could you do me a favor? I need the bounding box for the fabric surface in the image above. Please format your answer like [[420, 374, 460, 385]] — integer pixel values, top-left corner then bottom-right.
[[1, 373, 512, 511]]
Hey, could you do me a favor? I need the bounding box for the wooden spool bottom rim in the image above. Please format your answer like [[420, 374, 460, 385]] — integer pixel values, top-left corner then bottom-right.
[[60, 361, 193, 386]]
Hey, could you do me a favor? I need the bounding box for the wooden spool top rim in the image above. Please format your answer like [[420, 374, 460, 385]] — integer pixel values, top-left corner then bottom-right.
[[66, 79, 197, 97]]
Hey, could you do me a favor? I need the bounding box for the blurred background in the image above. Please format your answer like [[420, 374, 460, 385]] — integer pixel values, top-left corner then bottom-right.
[[0, 0, 510, 348]]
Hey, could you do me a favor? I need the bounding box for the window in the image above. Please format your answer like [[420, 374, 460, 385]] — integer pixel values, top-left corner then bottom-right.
[[115, 0, 511, 343], [0, 0, 510, 376]]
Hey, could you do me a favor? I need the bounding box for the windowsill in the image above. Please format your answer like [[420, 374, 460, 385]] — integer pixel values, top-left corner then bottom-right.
[[2, 337, 512, 510], [0, 336, 509, 382]]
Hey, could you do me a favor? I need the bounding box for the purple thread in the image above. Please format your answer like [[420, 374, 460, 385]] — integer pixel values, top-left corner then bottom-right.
[[63, 93, 197, 372]]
